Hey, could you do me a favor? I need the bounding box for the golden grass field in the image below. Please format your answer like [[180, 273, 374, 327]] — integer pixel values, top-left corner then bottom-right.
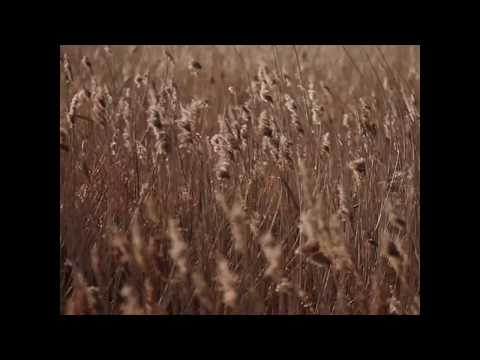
[[60, 45, 420, 315]]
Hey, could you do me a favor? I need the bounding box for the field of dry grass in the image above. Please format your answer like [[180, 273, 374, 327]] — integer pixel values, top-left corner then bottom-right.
[[60, 45, 420, 315]]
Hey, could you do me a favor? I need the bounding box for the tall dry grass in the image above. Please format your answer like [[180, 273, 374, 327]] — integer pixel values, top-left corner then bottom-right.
[[60, 45, 420, 315]]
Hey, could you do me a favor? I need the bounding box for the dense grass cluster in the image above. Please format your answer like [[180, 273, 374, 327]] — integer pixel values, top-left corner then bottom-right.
[[60, 45, 420, 315]]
